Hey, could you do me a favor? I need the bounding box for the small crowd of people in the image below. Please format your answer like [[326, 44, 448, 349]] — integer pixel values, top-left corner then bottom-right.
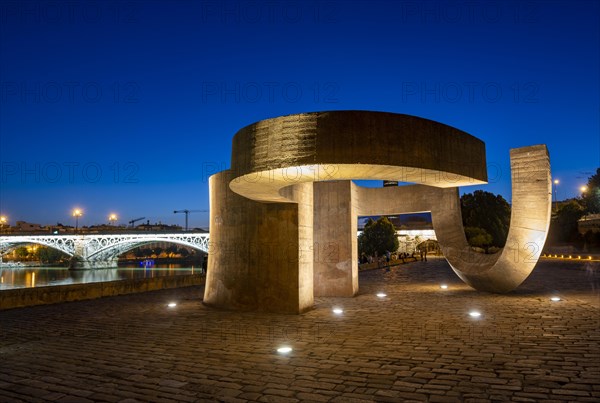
[[359, 248, 427, 266]]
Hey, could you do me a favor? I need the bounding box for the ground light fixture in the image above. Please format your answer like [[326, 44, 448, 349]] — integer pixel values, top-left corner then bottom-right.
[[332, 308, 344, 315], [550, 296, 561, 302], [376, 292, 387, 298], [440, 284, 448, 289], [469, 310, 482, 318], [167, 302, 177, 308], [277, 346, 292, 354]]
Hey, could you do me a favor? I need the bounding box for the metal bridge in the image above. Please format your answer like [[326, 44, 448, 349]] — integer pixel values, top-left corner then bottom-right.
[[0, 233, 210, 269]]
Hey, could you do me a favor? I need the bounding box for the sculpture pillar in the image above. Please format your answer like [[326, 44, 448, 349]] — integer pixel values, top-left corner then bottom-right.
[[204, 170, 314, 313], [313, 181, 358, 297]]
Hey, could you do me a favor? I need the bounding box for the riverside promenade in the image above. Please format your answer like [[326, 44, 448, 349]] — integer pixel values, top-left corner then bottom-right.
[[1, 257, 598, 402]]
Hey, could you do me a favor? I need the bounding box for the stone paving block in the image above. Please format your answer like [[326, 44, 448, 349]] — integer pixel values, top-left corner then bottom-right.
[[57, 396, 94, 403], [395, 391, 429, 400], [330, 396, 372, 403], [218, 397, 247, 403], [339, 392, 378, 400], [258, 395, 299, 403], [421, 387, 449, 396], [429, 395, 462, 402], [87, 392, 121, 402], [551, 388, 591, 396]]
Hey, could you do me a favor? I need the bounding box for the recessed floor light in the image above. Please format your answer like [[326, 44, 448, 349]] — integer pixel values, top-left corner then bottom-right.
[[440, 284, 448, 289], [167, 302, 177, 308], [376, 293, 387, 298], [277, 346, 292, 354], [469, 311, 481, 318], [550, 297, 561, 302], [333, 308, 343, 314]]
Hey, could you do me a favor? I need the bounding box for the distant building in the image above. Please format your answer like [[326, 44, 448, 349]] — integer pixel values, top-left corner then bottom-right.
[[14, 221, 45, 232], [135, 222, 183, 232], [578, 214, 600, 234]]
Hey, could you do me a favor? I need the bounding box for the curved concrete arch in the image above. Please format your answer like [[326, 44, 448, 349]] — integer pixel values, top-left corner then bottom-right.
[[431, 145, 552, 292], [229, 111, 487, 202], [206, 111, 552, 313]]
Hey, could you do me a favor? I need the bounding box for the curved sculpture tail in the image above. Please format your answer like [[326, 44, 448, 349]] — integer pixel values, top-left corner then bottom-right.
[[433, 145, 552, 293]]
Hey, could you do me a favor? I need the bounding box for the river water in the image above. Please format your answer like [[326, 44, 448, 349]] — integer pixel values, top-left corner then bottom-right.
[[0, 264, 203, 290]]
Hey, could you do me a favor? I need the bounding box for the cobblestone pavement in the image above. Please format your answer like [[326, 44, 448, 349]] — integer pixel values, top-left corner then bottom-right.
[[1, 257, 599, 402]]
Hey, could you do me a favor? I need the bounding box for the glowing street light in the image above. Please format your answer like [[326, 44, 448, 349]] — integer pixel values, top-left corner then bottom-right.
[[73, 209, 83, 232], [0, 215, 6, 233], [108, 213, 118, 225], [580, 185, 588, 193]]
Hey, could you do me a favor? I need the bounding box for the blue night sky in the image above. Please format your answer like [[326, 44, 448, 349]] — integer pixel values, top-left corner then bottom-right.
[[0, 0, 598, 229]]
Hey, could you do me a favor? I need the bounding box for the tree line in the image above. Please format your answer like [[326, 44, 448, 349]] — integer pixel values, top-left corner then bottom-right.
[[547, 168, 600, 250]]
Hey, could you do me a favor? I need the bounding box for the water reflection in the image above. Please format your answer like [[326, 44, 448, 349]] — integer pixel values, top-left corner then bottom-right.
[[0, 264, 201, 290]]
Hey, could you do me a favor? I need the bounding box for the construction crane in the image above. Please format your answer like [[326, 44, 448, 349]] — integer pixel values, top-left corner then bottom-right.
[[173, 209, 208, 231], [128, 217, 145, 228]]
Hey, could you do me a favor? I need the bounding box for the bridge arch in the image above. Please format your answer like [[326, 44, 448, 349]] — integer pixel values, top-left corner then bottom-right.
[[0, 233, 210, 269], [86, 237, 208, 261], [0, 237, 75, 256]]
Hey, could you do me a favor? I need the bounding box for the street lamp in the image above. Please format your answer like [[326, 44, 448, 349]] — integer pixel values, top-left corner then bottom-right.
[[553, 179, 559, 212], [108, 213, 117, 226], [0, 215, 6, 233], [581, 185, 588, 193], [73, 209, 83, 233]]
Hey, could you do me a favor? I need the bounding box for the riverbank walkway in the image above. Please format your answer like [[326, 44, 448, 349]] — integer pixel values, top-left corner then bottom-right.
[[1, 257, 598, 402]]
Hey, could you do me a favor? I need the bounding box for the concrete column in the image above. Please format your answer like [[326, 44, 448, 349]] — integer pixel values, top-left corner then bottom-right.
[[204, 170, 314, 313], [313, 181, 358, 297]]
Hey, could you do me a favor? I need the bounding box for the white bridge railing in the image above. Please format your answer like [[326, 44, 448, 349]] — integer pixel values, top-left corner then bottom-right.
[[0, 233, 210, 269]]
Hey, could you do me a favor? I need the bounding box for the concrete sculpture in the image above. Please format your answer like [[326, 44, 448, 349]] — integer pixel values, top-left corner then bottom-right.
[[204, 111, 551, 313]]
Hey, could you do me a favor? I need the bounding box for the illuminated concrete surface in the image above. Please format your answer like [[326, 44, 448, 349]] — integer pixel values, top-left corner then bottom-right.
[[0, 258, 598, 402], [204, 170, 314, 313], [206, 111, 551, 312], [435, 146, 552, 292], [228, 111, 487, 203]]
